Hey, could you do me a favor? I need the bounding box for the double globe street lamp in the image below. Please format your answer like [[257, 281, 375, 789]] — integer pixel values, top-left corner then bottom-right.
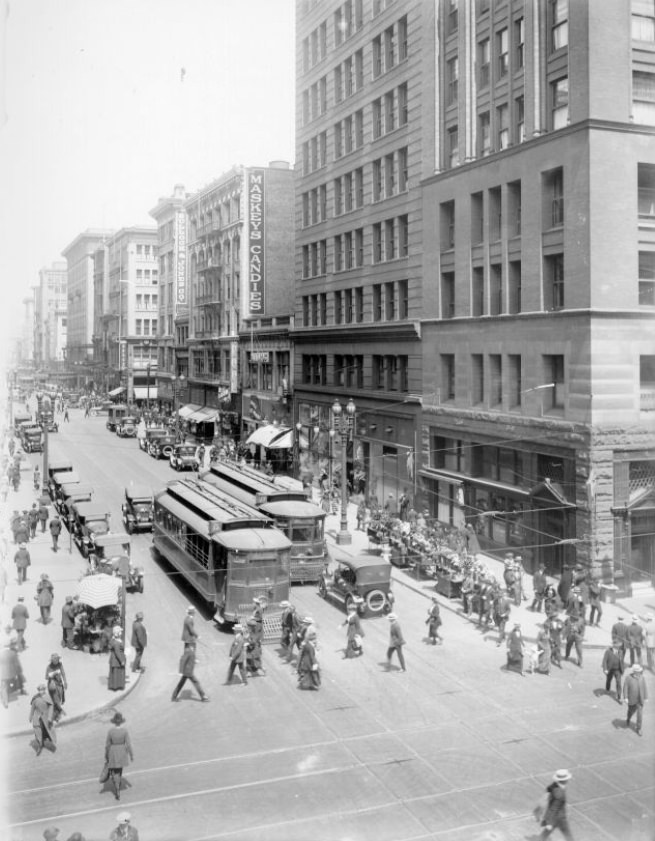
[[331, 397, 356, 546]]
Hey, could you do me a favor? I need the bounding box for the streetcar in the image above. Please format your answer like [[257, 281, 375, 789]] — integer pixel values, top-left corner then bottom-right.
[[152, 478, 292, 626], [199, 462, 328, 584]]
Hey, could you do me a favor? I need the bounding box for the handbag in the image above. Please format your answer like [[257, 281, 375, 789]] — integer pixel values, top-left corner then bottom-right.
[[99, 762, 110, 784]]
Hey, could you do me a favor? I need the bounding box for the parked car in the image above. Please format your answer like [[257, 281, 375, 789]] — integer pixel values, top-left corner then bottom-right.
[[12, 412, 32, 432], [70, 501, 111, 558], [19, 423, 43, 453], [38, 410, 59, 433], [318, 554, 394, 616], [50, 470, 81, 507], [169, 443, 199, 471], [47, 459, 74, 499], [139, 427, 167, 454], [116, 416, 138, 438], [91, 534, 144, 593], [106, 404, 129, 432], [57, 482, 94, 519], [121, 485, 153, 534], [147, 431, 176, 459]]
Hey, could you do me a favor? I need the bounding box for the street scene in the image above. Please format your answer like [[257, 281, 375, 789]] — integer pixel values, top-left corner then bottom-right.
[[1, 1, 654, 840]]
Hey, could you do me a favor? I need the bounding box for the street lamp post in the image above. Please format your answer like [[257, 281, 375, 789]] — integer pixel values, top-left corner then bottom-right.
[[174, 373, 185, 443], [331, 398, 356, 546]]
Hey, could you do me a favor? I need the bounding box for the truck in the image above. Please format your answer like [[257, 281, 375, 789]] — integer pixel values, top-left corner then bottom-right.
[[106, 404, 129, 432]]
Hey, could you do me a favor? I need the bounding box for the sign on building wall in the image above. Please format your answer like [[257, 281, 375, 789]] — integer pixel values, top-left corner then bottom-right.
[[175, 210, 187, 305], [248, 169, 265, 314]]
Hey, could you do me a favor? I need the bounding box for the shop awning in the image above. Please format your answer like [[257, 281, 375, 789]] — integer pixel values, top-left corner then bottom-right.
[[108, 387, 125, 397], [133, 387, 158, 400], [246, 424, 290, 448], [178, 403, 203, 419], [267, 429, 308, 450], [187, 407, 218, 423]]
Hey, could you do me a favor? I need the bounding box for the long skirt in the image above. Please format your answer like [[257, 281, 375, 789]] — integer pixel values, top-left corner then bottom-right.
[[298, 667, 321, 690], [108, 664, 126, 691]]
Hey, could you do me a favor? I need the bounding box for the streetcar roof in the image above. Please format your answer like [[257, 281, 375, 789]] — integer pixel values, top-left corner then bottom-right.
[[158, 480, 273, 530], [201, 468, 316, 508], [213, 527, 291, 551], [259, 499, 326, 520]]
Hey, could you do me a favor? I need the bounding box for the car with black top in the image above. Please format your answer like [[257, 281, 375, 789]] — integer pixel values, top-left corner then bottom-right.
[[121, 485, 153, 533], [318, 554, 394, 616]]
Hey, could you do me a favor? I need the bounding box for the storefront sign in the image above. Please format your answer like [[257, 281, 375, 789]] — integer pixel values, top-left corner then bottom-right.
[[248, 169, 265, 314], [175, 210, 187, 305], [251, 351, 269, 362]]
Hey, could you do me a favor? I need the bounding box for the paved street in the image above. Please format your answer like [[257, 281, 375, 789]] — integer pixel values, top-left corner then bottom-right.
[[1, 407, 654, 841]]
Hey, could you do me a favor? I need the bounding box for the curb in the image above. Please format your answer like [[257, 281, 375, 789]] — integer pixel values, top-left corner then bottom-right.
[[5, 669, 143, 739]]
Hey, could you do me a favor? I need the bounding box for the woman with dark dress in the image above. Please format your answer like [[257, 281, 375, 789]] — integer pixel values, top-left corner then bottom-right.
[[104, 711, 134, 800], [45, 652, 67, 722], [108, 627, 126, 691], [297, 630, 321, 690], [342, 605, 364, 658]]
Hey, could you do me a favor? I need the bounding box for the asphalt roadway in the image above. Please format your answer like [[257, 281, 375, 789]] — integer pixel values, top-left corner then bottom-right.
[[1, 406, 653, 841]]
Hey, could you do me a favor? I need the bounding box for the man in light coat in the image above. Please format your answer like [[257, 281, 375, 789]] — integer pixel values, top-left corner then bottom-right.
[[385, 613, 406, 672]]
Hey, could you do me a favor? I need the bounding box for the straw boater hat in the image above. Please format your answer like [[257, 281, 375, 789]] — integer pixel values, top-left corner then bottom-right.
[[553, 769, 572, 783], [632, 664, 643, 673], [116, 812, 131, 824]]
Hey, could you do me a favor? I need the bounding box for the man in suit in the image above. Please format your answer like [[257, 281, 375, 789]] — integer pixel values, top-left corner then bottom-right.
[[564, 614, 585, 667], [14, 542, 30, 584], [611, 614, 630, 667], [623, 663, 648, 736], [181, 606, 198, 646], [602, 641, 624, 703], [30, 684, 55, 756], [557, 564, 573, 608], [11, 595, 29, 651], [531, 563, 548, 613], [626, 615, 645, 667], [226, 624, 248, 686], [130, 612, 147, 673], [61, 596, 76, 649], [171, 642, 209, 701], [385, 613, 406, 672]]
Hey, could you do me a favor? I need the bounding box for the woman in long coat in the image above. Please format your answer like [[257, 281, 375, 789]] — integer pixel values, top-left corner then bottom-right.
[[45, 653, 67, 722], [342, 605, 364, 658], [506, 623, 525, 675], [36, 574, 54, 624], [108, 627, 126, 691], [104, 711, 134, 800], [297, 630, 321, 690], [536, 625, 552, 675]]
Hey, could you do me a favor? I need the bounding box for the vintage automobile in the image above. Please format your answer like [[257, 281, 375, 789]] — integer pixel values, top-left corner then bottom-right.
[[169, 443, 199, 471], [57, 482, 94, 519], [38, 410, 59, 433], [18, 423, 43, 453], [148, 431, 176, 459], [116, 416, 138, 438], [317, 554, 394, 616], [70, 501, 111, 558], [121, 485, 153, 534], [47, 459, 74, 499], [13, 411, 32, 432], [106, 404, 129, 432], [138, 427, 167, 455], [91, 533, 144, 593], [51, 470, 82, 506]]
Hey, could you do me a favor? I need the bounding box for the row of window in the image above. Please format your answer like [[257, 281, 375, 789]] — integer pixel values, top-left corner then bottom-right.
[[302, 352, 409, 392], [135, 294, 158, 310], [301, 215, 409, 278], [188, 197, 241, 239], [301, 279, 409, 327], [135, 244, 156, 258], [438, 352, 564, 410], [633, 0, 655, 42], [134, 318, 157, 337], [302, 84, 408, 175], [135, 269, 158, 283]]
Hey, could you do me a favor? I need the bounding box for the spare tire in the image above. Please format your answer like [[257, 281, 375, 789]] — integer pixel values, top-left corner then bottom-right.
[[365, 589, 387, 614]]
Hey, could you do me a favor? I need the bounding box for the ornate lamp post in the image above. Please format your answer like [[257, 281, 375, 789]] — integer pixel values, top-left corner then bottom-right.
[[331, 398, 356, 546]]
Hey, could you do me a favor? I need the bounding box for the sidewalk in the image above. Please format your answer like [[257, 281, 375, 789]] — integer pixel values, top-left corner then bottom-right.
[[0, 451, 139, 738], [320, 493, 655, 651]]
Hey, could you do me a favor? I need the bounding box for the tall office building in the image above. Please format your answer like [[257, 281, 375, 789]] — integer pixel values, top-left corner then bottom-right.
[[34, 262, 67, 368]]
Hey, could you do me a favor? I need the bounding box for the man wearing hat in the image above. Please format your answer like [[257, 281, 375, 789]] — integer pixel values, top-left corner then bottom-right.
[[531, 563, 548, 613], [623, 663, 648, 735], [30, 683, 55, 756], [626, 615, 645, 668], [251, 597, 264, 645], [563, 612, 585, 668], [61, 596, 76, 649], [109, 811, 139, 841], [557, 564, 573, 609], [130, 612, 147, 673], [36, 573, 55, 624], [181, 606, 198, 646], [42, 827, 60, 841], [279, 600, 297, 655], [506, 622, 525, 675], [537, 769, 573, 839], [11, 595, 29, 651], [245, 617, 266, 676], [13, 541, 31, 584], [611, 614, 630, 668], [602, 641, 624, 703], [172, 641, 209, 701], [386, 613, 406, 672], [425, 596, 443, 646], [49, 514, 62, 552], [226, 624, 248, 686]]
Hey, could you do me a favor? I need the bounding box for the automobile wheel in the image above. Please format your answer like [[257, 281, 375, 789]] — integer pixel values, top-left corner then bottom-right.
[[317, 578, 327, 599], [366, 589, 387, 614], [162, 445, 173, 458]]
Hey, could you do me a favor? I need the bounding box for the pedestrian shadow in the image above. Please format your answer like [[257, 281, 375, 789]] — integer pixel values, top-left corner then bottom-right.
[[593, 688, 608, 699], [611, 717, 629, 731]]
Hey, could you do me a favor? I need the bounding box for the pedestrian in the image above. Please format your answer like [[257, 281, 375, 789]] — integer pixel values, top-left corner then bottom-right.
[[104, 711, 134, 800], [30, 683, 56, 756], [226, 624, 248, 686], [33, 465, 41, 492], [36, 573, 54, 623], [356, 498, 367, 531], [28, 503, 39, 538], [342, 603, 364, 657], [0, 475, 9, 503], [531, 563, 547, 612], [564, 614, 585, 667], [535, 624, 552, 675], [623, 663, 648, 736], [602, 641, 624, 703], [130, 612, 147, 673], [251, 596, 264, 644], [297, 628, 321, 690], [587, 576, 603, 627], [645, 613, 655, 672], [66, 833, 87, 841], [557, 565, 573, 608], [109, 812, 139, 841], [14, 542, 30, 584], [63, 406, 69, 422], [535, 769, 573, 840], [0, 639, 27, 707], [426, 597, 443, 645], [245, 617, 266, 676], [506, 622, 525, 675], [38, 501, 49, 532], [42, 827, 60, 841], [49, 514, 62, 552], [399, 488, 410, 521], [61, 595, 77, 649], [0, 562, 8, 604], [108, 627, 126, 691], [11, 595, 29, 651], [45, 652, 67, 723], [181, 605, 198, 646], [626, 614, 645, 667], [279, 600, 296, 656], [384, 493, 397, 516], [385, 613, 406, 672], [494, 588, 512, 647], [611, 614, 629, 667], [172, 641, 210, 700]]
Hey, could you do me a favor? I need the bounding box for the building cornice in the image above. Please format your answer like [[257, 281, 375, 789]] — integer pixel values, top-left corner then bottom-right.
[[290, 322, 421, 344]]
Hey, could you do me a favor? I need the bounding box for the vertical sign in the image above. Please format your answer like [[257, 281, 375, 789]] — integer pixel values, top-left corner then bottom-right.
[[248, 169, 265, 314], [175, 209, 187, 305]]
